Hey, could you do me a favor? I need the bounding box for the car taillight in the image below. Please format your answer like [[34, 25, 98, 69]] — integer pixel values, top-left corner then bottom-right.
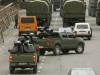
[[88, 31, 90, 34], [46, 39, 51, 46], [33, 55, 36, 61], [9, 55, 13, 62], [36, 45, 39, 52]]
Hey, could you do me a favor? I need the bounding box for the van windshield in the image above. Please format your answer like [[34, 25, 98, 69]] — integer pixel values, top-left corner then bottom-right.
[[77, 25, 88, 29], [21, 18, 34, 23]]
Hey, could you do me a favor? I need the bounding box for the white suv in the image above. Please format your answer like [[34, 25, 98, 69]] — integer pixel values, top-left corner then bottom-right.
[[73, 23, 92, 40]]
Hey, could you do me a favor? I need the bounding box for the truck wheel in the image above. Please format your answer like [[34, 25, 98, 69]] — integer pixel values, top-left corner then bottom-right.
[[62, 50, 69, 54], [53, 8, 56, 12], [33, 64, 37, 73], [40, 49, 45, 55], [75, 44, 84, 54], [37, 55, 39, 63], [53, 45, 61, 55], [10, 67, 14, 74]]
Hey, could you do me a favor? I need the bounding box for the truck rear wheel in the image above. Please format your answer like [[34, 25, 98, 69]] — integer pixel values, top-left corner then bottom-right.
[[37, 55, 39, 63], [75, 44, 84, 54], [40, 49, 45, 55], [53, 45, 61, 55], [10, 67, 14, 74], [33, 64, 37, 74]]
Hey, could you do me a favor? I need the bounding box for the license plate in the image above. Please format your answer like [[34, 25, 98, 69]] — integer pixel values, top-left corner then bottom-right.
[[19, 63, 27, 65], [25, 28, 30, 31], [39, 46, 44, 48]]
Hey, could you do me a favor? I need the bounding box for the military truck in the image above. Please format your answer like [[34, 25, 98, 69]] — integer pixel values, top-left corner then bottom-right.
[[26, 0, 52, 28], [8, 41, 38, 74], [60, 0, 86, 27], [37, 31, 85, 55], [88, 0, 98, 17], [18, 33, 40, 63], [52, 0, 61, 11], [96, 0, 100, 25]]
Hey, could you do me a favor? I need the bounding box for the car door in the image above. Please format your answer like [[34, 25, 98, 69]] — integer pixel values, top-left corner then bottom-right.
[[61, 33, 70, 48], [66, 33, 78, 48]]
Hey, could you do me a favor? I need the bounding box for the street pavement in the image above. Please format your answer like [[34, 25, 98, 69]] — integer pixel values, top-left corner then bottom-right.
[[0, 0, 100, 75]]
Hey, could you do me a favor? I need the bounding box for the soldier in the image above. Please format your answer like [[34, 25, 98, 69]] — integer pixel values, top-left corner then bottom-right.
[[14, 13, 19, 29]]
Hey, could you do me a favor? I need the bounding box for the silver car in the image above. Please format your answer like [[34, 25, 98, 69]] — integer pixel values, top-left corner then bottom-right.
[[68, 68, 96, 75]]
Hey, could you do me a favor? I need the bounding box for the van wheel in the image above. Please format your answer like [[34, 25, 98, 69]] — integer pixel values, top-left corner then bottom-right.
[[33, 64, 37, 74], [10, 67, 14, 74], [75, 44, 84, 54], [18, 32, 21, 36], [53, 45, 61, 55]]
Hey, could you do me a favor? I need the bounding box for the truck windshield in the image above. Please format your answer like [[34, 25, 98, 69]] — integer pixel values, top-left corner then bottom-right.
[[21, 18, 34, 23]]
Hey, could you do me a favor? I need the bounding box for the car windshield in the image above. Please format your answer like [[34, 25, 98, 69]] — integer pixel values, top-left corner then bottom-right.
[[77, 25, 88, 29], [21, 18, 34, 23]]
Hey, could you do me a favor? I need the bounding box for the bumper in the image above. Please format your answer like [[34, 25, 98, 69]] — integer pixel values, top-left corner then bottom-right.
[[10, 62, 37, 68]]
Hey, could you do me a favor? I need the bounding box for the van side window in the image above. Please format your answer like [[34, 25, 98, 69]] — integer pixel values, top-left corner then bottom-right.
[[21, 18, 34, 23]]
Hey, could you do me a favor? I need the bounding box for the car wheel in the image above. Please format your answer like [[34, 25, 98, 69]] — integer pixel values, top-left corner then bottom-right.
[[33, 64, 37, 74], [88, 37, 91, 40], [53, 45, 61, 55], [40, 49, 45, 55], [62, 50, 69, 54], [75, 44, 84, 54], [10, 67, 14, 74]]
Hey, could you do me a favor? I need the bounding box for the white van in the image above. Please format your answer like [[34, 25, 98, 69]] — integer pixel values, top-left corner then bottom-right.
[[73, 23, 92, 40]]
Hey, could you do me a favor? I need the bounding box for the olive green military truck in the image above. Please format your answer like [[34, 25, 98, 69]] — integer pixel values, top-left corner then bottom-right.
[[52, 0, 61, 11], [96, 0, 100, 25], [37, 31, 85, 55], [60, 0, 86, 27], [8, 41, 38, 74], [26, 0, 52, 28]]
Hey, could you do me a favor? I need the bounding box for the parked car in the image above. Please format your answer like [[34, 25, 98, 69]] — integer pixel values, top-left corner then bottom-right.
[[73, 23, 92, 40], [68, 68, 96, 75], [58, 27, 73, 33]]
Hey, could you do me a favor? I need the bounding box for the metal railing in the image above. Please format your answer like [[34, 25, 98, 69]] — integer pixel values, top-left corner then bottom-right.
[[0, 3, 19, 42]]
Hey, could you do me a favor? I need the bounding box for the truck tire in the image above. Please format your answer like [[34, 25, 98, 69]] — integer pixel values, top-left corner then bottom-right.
[[75, 44, 84, 54], [10, 67, 14, 74], [62, 50, 69, 54], [33, 64, 37, 74], [40, 49, 45, 55], [37, 55, 39, 63], [53, 45, 61, 55], [53, 8, 56, 12]]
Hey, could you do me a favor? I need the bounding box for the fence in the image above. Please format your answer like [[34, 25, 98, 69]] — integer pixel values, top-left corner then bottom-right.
[[0, 3, 19, 42]]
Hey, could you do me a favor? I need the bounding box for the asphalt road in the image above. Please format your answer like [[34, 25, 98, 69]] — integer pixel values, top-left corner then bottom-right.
[[0, 0, 100, 75]]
